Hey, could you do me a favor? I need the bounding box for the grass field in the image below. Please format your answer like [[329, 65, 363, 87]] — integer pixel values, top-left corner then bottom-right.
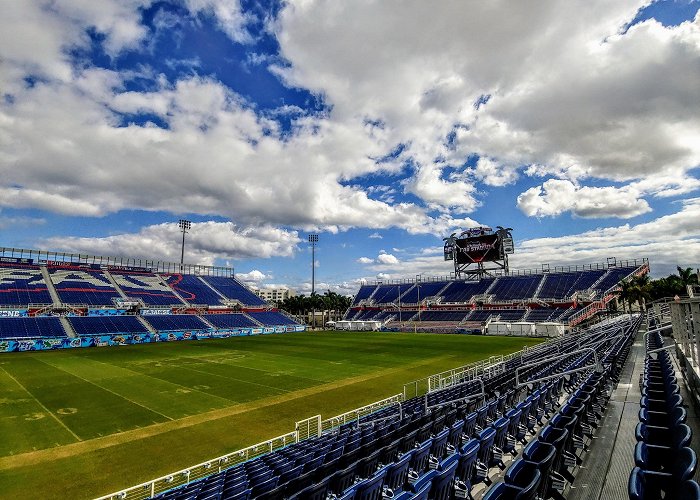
[[0, 331, 542, 499]]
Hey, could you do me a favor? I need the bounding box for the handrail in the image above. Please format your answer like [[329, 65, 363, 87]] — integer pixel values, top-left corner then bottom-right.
[[515, 347, 601, 387]]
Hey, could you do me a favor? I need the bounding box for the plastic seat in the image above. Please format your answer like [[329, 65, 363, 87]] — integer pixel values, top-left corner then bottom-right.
[[481, 471, 540, 500], [430, 428, 450, 462], [410, 439, 433, 475], [634, 443, 697, 480], [635, 422, 692, 449], [428, 458, 458, 500], [520, 440, 556, 500], [447, 419, 465, 449], [329, 463, 358, 496], [383, 451, 413, 495], [638, 406, 687, 427], [640, 393, 683, 412], [464, 411, 478, 438], [353, 468, 387, 500], [286, 478, 329, 500], [456, 438, 480, 494]]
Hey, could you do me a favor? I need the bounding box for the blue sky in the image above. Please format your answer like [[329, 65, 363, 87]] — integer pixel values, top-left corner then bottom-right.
[[1, 0, 699, 295]]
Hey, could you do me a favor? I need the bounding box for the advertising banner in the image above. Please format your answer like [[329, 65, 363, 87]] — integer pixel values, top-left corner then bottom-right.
[[454, 234, 503, 264], [0, 309, 29, 318]]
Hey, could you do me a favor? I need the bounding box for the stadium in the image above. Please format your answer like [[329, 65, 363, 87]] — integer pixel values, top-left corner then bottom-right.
[[2, 2, 700, 500], [0, 223, 699, 500]]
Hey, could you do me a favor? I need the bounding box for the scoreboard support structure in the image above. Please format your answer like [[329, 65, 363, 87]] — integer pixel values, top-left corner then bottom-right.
[[443, 226, 515, 280]]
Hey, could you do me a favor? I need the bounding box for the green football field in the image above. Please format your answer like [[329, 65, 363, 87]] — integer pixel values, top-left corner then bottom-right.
[[0, 331, 542, 499]]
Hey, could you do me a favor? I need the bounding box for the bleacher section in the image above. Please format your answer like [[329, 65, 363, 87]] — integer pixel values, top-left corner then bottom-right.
[[203, 313, 258, 329], [147, 314, 659, 500], [166, 274, 224, 306], [0, 317, 67, 338], [441, 278, 494, 303], [351, 285, 376, 306], [143, 315, 210, 332], [247, 311, 298, 326], [0, 265, 53, 304], [416, 311, 469, 322], [110, 272, 183, 305], [203, 276, 267, 306], [68, 316, 149, 336], [399, 282, 446, 304], [368, 284, 414, 304], [345, 262, 648, 332], [49, 269, 121, 305], [488, 275, 543, 301]]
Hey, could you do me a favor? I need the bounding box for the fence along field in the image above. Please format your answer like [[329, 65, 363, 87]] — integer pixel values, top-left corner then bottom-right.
[[0, 331, 541, 500]]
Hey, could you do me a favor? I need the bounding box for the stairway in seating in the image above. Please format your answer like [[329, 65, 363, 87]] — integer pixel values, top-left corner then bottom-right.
[[39, 265, 62, 306]]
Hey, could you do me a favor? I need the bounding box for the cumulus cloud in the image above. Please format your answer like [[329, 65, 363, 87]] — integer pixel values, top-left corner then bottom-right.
[[42, 221, 301, 265], [357, 257, 373, 264], [274, 1, 700, 212], [517, 179, 652, 219], [355, 199, 700, 281], [376, 252, 400, 265], [236, 269, 267, 282]]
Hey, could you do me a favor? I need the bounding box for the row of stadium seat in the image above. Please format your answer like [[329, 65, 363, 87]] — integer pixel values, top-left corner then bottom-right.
[[347, 307, 574, 324], [0, 264, 266, 307], [0, 312, 299, 339], [628, 331, 700, 499], [152, 315, 638, 500], [351, 266, 638, 307]]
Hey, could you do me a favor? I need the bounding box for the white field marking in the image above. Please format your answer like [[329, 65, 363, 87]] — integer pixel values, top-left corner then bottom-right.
[[176, 364, 292, 393], [0, 365, 82, 442], [30, 357, 175, 422], [62, 355, 235, 405]]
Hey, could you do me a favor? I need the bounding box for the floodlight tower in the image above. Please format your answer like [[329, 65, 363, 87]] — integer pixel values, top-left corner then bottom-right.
[[308, 234, 319, 328], [178, 219, 191, 268]]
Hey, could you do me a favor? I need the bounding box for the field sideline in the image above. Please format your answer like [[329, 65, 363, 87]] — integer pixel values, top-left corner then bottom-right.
[[0, 331, 542, 499]]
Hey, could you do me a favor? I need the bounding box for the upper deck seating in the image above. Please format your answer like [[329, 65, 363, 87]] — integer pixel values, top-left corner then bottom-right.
[[49, 269, 121, 305], [595, 266, 638, 295], [110, 272, 183, 306], [537, 273, 581, 300], [203, 276, 266, 306], [0, 265, 53, 305], [399, 282, 448, 304], [489, 275, 544, 301], [0, 317, 67, 338], [370, 284, 414, 304], [164, 274, 224, 306], [351, 285, 377, 306], [440, 278, 494, 303]]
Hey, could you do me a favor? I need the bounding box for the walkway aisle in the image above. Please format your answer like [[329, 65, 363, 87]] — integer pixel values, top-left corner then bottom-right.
[[568, 330, 643, 500]]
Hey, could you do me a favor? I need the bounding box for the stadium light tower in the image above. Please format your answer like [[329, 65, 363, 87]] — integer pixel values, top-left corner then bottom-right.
[[178, 219, 191, 268], [308, 234, 319, 327]]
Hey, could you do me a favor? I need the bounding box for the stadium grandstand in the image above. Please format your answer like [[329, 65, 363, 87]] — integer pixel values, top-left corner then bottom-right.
[[0, 248, 304, 351], [96, 300, 700, 500], [341, 259, 648, 334]]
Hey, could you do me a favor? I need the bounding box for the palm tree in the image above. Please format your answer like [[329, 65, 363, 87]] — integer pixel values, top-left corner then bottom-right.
[[677, 266, 699, 286]]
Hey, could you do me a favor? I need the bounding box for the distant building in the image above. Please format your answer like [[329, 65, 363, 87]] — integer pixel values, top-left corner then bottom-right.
[[253, 287, 295, 303]]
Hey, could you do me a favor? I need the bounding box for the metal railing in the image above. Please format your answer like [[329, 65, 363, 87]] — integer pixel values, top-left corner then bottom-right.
[[95, 431, 297, 500], [321, 393, 404, 433]]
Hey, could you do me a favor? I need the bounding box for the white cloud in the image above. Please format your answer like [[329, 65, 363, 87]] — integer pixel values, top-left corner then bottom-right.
[[369, 232, 383, 239], [274, 1, 700, 212], [184, 0, 253, 43], [236, 269, 267, 282], [376, 252, 399, 265], [357, 257, 373, 264], [353, 199, 700, 281], [42, 221, 301, 265], [517, 179, 652, 218]]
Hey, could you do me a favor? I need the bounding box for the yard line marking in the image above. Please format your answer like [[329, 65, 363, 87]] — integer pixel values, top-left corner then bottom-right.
[[0, 365, 82, 442], [68, 355, 236, 405], [176, 364, 293, 393], [0, 354, 452, 471], [31, 357, 175, 422]]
